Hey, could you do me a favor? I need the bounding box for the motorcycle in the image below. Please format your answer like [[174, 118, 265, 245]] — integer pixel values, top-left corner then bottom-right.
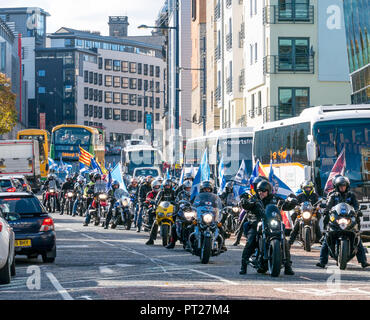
[[326, 203, 360, 270], [89, 181, 108, 226], [111, 189, 133, 230], [154, 201, 175, 246], [44, 180, 59, 213], [63, 190, 75, 215], [175, 200, 197, 249], [294, 201, 322, 252], [188, 194, 224, 264], [251, 204, 286, 277], [142, 200, 156, 232], [222, 204, 240, 234]]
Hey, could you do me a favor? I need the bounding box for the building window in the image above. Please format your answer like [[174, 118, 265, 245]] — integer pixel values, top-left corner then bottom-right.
[[98, 90, 103, 102], [192, 0, 197, 21], [156, 113, 160, 122], [94, 89, 98, 101], [121, 77, 129, 89], [138, 63, 142, 75], [98, 57, 103, 69], [113, 92, 121, 104], [156, 97, 160, 109], [98, 74, 103, 86], [278, 37, 310, 71], [129, 94, 137, 105], [155, 66, 160, 78], [121, 61, 129, 72], [138, 110, 142, 123], [104, 108, 112, 120], [84, 71, 89, 83], [129, 78, 137, 89], [105, 91, 112, 103], [150, 97, 154, 108], [155, 82, 160, 93], [113, 76, 120, 88], [129, 62, 137, 73], [94, 73, 98, 85], [150, 65, 154, 77], [105, 59, 112, 70], [138, 79, 143, 91], [278, 87, 309, 118], [144, 64, 148, 76], [121, 93, 129, 105], [138, 96, 143, 107], [121, 109, 128, 121], [278, 0, 310, 21], [94, 105, 98, 118], [105, 75, 112, 87], [113, 60, 121, 71], [38, 70, 45, 77], [129, 110, 137, 122], [113, 108, 121, 120], [144, 80, 148, 91], [98, 106, 103, 119], [84, 104, 89, 117], [89, 72, 93, 84], [89, 88, 94, 100], [89, 105, 93, 117]]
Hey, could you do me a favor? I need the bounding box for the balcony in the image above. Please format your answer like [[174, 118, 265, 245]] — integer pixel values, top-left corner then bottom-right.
[[226, 0, 232, 8], [215, 45, 221, 61], [222, 121, 231, 129], [263, 54, 314, 74], [214, 3, 221, 21], [215, 86, 221, 102], [226, 33, 232, 51], [263, 105, 312, 123], [239, 69, 245, 92], [263, 5, 314, 24], [226, 77, 233, 94], [238, 114, 248, 127]]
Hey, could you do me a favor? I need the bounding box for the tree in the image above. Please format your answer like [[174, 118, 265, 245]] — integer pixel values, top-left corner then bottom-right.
[[0, 73, 17, 135]]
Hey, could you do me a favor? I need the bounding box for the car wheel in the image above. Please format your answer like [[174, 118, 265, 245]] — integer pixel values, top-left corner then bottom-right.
[[0, 252, 11, 284], [42, 246, 56, 263], [10, 255, 16, 277]]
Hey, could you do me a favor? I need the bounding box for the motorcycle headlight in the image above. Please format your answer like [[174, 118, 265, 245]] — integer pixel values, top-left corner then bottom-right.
[[184, 211, 196, 221], [121, 199, 129, 207], [302, 211, 312, 220], [50, 189, 55, 193], [270, 219, 279, 229], [157, 212, 164, 218], [232, 207, 240, 213], [202, 214, 213, 225], [99, 194, 108, 201], [67, 192, 74, 197], [337, 218, 350, 230], [167, 212, 173, 217]]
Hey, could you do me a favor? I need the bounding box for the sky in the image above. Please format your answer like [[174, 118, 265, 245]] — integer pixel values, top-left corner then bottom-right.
[[0, 0, 165, 36]]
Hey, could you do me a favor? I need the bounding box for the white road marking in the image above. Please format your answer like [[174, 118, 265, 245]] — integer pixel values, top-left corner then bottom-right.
[[58, 245, 89, 249], [46, 272, 74, 300], [116, 264, 134, 268], [99, 266, 114, 274]]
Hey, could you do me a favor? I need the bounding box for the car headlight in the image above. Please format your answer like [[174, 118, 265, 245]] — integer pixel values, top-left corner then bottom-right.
[[184, 211, 196, 221], [302, 211, 312, 220], [99, 194, 108, 201], [232, 207, 239, 213], [270, 219, 279, 229], [337, 218, 350, 230], [67, 192, 74, 197], [202, 214, 213, 225]]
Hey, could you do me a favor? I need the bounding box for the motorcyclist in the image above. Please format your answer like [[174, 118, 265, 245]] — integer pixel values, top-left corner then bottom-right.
[[155, 179, 176, 205], [175, 173, 194, 197], [145, 179, 163, 245], [128, 178, 139, 229], [59, 174, 75, 215], [71, 176, 85, 217], [42, 174, 61, 210], [239, 180, 296, 275], [289, 180, 322, 245], [136, 176, 153, 232], [165, 180, 193, 249], [219, 181, 235, 207], [83, 173, 101, 226], [316, 175, 369, 269], [104, 180, 121, 229]]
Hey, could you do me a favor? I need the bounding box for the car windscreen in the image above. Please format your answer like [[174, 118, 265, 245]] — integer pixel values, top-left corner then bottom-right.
[[134, 169, 159, 177], [0, 196, 45, 216], [0, 180, 12, 190]]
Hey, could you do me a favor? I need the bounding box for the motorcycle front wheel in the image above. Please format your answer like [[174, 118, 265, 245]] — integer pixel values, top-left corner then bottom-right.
[[200, 237, 212, 264], [304, 227, 312, 252], [161, 224, 170, 247], [268, 239, 282, 277], [339, 239, 349, 270]]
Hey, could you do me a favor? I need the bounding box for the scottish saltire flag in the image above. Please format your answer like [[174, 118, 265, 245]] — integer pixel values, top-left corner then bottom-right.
[[111, 162, 128, 193], [190, 166, 202, 201], [324, 148, 346, 194], [179, 168, 185, 185], [268, 162, 293, 199], [79, 162, 89, 174], [217, 157, 226, 195], [233, 160, 250, 199], [91, 157, 103, 175], [48, 158, 58, 171], [200, 148, 210, 182]]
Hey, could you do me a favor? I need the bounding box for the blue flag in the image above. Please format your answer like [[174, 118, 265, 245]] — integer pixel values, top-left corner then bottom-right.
[[233, 160, 250, 199], [268, 162, 293, 199], [166, 168, 170, 180], [249, 160, 260, 186], [200, 148, 210, 182], [217, 157, 226, 195], [190, 166, 202, 201], [48, 158, 58, 171], [91, 158, 103, 175], [111, 162, 128, 193]]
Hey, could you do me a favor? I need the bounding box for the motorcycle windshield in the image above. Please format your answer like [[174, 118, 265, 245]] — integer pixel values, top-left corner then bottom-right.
[[333, 203, 354, 217], [94, 181, 108, 194], [264, 204, 282, 221], [193, 193, 222, 220], [49, 180, 57, 189], [300, 201, 313, 212], [114, 189, 129, 199]]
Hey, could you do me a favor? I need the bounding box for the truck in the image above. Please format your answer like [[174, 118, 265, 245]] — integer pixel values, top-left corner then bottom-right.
[[0, 140, 42, 192]]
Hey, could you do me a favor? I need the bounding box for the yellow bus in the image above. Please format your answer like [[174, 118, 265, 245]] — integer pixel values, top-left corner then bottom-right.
[[50, 124, 105, 172], [17, 129, 50, 181]]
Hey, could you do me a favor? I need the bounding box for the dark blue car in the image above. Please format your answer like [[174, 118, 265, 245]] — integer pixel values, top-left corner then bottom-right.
[[0, 192, 56, 263]]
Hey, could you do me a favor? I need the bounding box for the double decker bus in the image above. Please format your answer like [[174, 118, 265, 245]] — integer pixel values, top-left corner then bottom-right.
[[17, 129, 50, 181], [253, 105, 370, 233], [50, 125, 105, 173], [184, 127, 254, 183]]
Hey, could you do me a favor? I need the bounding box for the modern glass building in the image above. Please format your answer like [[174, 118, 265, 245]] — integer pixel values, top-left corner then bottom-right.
[[343, 0, 370, 104]]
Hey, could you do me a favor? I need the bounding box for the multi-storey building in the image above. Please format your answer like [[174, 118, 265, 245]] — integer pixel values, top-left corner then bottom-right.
[[343, 0, 369, 104], [35, 22, 166, 150], [0, 7, 50, 129]]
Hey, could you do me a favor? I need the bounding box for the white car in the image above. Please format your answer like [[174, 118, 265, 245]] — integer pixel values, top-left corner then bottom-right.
[[132, 167, 162, 179], [0, 207, 16, 284]]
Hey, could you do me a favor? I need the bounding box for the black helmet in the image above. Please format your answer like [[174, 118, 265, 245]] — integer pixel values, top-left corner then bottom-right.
[[94, 173, 101, 181], [252, 176, 269, 191], [89, 172, 95, 182], [184, 173, 193, 181], [200, 180, 214, 193], [256, 180, 272, 195], [112, 180, 120, 189], [225, 181, 234, 193], [334, 175, 350, 192], [163, 179, 172, 189]]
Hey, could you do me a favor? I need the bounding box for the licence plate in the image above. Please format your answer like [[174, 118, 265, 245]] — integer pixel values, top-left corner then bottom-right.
[[15, 240, 32, 248]]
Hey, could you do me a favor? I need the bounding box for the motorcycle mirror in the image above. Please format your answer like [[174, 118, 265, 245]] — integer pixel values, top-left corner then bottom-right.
[[306, 135, 317, 162]]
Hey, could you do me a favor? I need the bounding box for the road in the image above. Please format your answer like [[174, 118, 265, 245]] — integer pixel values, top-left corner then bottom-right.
[[1, 213, 370, 301]]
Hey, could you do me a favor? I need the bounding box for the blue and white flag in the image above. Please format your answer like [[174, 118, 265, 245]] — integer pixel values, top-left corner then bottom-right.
[[217, 157, 226, 195], [166, 168, 171, 180], [249, 160, 260, 186], [48, 157, 58, 171], [111, 162, 128, 193], [91, 157, 103, 175], [190, 166, 202, 201], [200, 148, 210, 182], [179, 168, 185, 185], [268, 162, 293, 199], [233, 160, 250, 200]]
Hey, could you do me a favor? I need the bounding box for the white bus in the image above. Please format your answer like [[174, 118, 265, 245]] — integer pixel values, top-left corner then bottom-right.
[[184, 127, 254, 183], [121, 144, 163, 176], [253, 104, 370, 233]]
